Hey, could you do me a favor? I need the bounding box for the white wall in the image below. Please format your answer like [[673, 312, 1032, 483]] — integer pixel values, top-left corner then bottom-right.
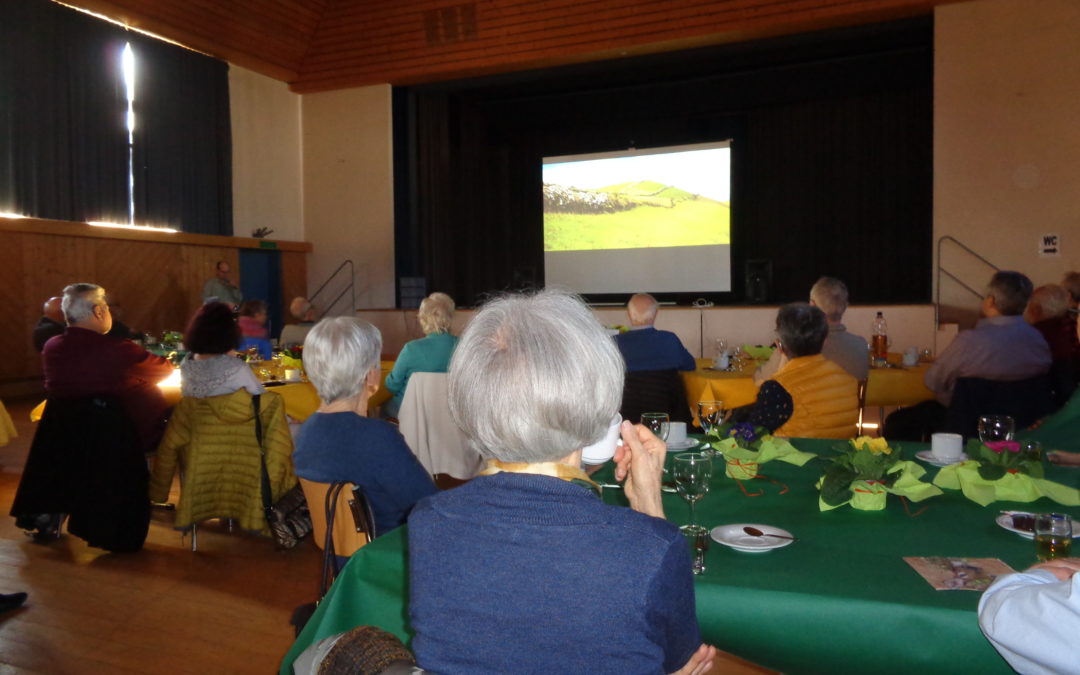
[[229, 66, 303, 241], [302, 85, 396, 310], [935, 0, 1080, 321]]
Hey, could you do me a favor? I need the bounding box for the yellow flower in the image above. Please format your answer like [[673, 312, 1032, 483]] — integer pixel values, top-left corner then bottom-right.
[[853, 436, 891, 455]]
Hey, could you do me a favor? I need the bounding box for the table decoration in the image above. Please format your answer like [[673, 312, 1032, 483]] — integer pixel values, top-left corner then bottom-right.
[[707, 423, 815, 495], [932, 439, 1080, 507], [280, 345, 304, 372], [740, 344, 774, 361], [817, 436, 941, 511]]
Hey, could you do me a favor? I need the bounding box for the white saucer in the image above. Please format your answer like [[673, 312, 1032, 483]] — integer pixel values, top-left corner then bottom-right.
[[711, 523, 794, 553], [996, 513, 1080, 540], [915, 450, 968, 467], [666, 439, 698, 450]]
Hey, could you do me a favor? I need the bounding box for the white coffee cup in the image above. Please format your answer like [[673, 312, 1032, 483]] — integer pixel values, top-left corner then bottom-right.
[[582, 414, 623, 465], [902, 347, 918, 367], [931, 432, 963, 462], [667, 421, 687, 445]]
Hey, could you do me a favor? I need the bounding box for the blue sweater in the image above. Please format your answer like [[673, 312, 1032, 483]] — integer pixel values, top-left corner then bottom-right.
[[615, 326, 696, 372], [384, 332, 459, 415], [408, 472, 701, 673], [293, 412, 437, 536]]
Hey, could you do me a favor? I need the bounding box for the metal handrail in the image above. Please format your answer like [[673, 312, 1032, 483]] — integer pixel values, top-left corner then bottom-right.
[[935, 236, 999, 325], [308, 260, 355, 318]]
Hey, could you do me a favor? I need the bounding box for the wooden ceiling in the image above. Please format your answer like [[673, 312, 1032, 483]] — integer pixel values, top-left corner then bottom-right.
[[62, 0, 961, 92]]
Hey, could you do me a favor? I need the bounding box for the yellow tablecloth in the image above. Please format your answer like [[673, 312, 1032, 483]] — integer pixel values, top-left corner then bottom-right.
[[30, 360, 395, 424], [681, 358, 935, 423], [0, 400, 16, 446]]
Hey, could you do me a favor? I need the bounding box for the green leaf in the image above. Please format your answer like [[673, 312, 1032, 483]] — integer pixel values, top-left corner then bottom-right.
[[820, 465, 856, 506], [978, 464, 1007, 481]]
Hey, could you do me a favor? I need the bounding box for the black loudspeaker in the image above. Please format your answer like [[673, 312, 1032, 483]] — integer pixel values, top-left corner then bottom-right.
[[745, 260, 772, 304]]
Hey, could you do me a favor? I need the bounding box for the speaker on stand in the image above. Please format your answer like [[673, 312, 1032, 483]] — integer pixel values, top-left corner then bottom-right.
[[745, 259, 772, 304]]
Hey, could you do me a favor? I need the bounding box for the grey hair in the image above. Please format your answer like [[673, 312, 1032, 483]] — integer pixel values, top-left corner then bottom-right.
[[449, 289, 625, 463], [303, 317, 382, 404], [418, 292, 455, 334], [1030, 284, 1070, 319], [289, 296, 312, 320], [809, 276, 849, 322], [627, 293, 658, 325], [61, 283, 105, 324], [988, 271, 1033, 316]]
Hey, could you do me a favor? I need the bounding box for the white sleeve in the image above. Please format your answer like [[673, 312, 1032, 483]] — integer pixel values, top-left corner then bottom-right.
[[978, 570, 1080, 675]]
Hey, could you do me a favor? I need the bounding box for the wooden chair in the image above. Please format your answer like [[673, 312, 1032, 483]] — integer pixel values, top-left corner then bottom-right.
[[299, 479, 375, 561]]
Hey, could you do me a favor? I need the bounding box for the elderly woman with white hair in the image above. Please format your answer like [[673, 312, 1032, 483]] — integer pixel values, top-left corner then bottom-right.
[[407, 289, 716, 674], [383, 292, 458, 418], [293, 317, 437, 537]]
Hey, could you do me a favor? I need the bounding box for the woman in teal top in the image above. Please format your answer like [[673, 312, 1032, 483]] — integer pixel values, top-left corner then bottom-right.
[[383, 292, 459, 418]]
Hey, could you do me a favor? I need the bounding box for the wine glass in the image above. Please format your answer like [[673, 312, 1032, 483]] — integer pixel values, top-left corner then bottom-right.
[[697, 401, 725, 435], [714, 338, 728, 361], [977, 415, 1015, 444], [672, 451, 712, 536], [641, 412, 670, 442]]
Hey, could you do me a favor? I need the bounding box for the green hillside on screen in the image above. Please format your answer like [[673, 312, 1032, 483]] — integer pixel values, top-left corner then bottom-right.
[[543, 180, 729, 251]]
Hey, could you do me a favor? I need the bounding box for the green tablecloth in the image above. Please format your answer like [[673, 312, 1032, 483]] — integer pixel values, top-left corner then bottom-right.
[[280, 438, 1080, 674]]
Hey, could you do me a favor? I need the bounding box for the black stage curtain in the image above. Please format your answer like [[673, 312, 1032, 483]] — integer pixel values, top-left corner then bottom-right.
[[0, 0, 231, 235], [129, 33, 232, 235], [394, 18, 933, 307], [0, 0, 128, 222]]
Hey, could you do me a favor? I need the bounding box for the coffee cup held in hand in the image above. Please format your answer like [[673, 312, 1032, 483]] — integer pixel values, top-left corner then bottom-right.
[[582, 414, 623, 465]]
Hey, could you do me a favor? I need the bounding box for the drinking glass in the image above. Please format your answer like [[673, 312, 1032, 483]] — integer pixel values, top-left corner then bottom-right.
[[641, 412, 670, 442], [672, 451, 712, 536], [1035, 513, 1073, 561], [697, 401, 725, 436], [714, 338, 728, 361], [977, 415, 1015, 444], [1020, 440, 1042, 463]]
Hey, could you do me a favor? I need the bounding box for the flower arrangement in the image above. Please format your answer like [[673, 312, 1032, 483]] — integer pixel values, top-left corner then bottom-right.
[[817, 436, 940, 511], [280, 345, 304, 371], [160, 330, 184, 348], [707, 422, 816, 481], [932, 438, 1078, 507], [966, 439, 1042, 481]]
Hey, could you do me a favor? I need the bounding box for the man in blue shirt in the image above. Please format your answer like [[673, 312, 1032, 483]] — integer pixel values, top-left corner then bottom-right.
[[614, 293, 696, 372]]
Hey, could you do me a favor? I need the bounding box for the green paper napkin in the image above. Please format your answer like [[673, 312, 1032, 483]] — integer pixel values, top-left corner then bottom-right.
[[933, 462, 1080, 507]]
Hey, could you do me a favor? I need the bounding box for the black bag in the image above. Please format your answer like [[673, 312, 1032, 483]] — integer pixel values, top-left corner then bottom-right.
[[254, 394, 312, 549]]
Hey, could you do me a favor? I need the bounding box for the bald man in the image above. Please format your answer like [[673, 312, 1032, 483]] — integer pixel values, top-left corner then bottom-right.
[[32, 296, 66, 352], [613, 293, 695, 372]]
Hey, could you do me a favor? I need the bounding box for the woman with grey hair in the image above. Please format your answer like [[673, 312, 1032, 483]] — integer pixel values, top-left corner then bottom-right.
[[407, 289, 716, 674], [383, 292, 459, 418], [293, 317, 436, 539]]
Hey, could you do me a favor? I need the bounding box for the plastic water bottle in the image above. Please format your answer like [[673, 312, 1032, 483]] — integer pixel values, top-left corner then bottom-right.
[[871, 312, 888, 366]]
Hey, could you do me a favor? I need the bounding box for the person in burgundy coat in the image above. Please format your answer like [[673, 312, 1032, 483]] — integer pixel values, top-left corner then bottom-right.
[[42, 283, 173, 452]]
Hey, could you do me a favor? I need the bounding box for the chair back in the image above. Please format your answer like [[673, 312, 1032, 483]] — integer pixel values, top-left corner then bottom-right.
[[620, 369, 693, 424], [299, 478, 374, 558], [11, 395, 149, 552], [942, 374, 1053, 439], [398, 372, 483, 479]]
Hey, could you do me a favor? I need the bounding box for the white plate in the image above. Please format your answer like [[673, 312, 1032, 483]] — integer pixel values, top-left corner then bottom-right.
[[711, 523, 794, 552], [996, 513, 1080, 540], [915, 450, 968, 467], [666, 439, 698, 450]]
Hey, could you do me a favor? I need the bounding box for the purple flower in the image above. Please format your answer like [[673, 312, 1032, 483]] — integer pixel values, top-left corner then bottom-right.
[[986, 441, 1020, 454], [729, 423, 758, 443]]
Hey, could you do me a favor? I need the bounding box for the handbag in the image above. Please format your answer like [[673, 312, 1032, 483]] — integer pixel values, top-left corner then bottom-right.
[[254, 394, 312, 549]]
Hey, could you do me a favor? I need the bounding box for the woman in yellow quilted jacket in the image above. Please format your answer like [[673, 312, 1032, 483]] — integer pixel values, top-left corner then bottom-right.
[[746, 303, 860, 439]]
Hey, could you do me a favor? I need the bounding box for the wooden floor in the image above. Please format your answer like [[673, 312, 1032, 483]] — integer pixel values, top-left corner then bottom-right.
[[0, 397, 322, 674], [0, 397, 775, 675]]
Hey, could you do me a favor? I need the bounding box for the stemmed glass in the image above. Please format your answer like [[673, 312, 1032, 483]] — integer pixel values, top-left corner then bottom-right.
[[978, 415, 1015, 444], [641, 412, 670, 443], [713, 338, 729, 369], [672, 451, 712, 537], [697, 401, 724, 453]]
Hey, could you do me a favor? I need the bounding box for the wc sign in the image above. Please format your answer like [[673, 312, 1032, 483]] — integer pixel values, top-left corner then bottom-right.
[[1040, 234, 1060, 257]]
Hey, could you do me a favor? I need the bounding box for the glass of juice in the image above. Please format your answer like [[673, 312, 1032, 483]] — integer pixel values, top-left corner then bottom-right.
[[1034, 513, 1073, 561]]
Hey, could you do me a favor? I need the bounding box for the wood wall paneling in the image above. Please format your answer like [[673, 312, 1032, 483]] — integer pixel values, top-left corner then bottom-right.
[[0, 218, 309, 385]]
